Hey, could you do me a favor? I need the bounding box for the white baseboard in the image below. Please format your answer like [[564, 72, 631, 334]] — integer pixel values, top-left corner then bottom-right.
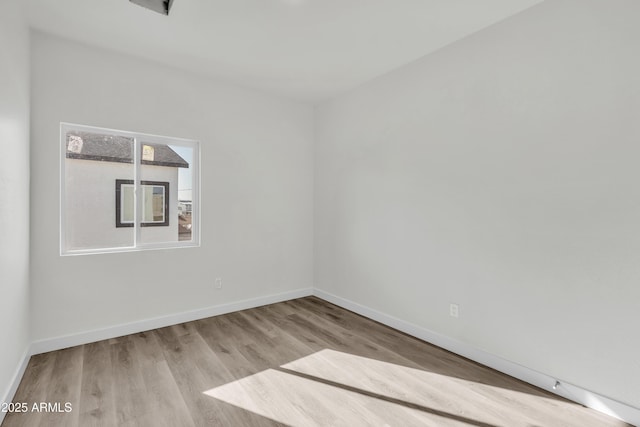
[[0, 345, 32, 425], [30, 287, 313, 355], [313, 288, 640, 427]]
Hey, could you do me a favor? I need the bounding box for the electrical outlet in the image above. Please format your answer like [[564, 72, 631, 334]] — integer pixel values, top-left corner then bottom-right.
[[215, 278, 222, 289], [450, 303, 459, 318]]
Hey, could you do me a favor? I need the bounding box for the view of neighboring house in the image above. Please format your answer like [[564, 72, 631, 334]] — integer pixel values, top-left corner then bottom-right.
[[64, 130, 190, 251]]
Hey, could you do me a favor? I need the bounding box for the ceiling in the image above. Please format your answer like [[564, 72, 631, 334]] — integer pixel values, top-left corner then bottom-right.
[[26, 0, 542, 102]]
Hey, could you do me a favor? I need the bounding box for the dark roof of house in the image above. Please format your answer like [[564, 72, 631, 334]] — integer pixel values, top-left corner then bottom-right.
[[65, 131, 189, 168]]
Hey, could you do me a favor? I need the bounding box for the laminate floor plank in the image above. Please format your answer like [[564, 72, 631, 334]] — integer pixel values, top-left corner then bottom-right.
[[2, 297, 630, 427], [153, 324, 233, 427], [78, 340, 117, 427], [260, 304, 351, 354], [156, 322, 280, 426], [131, 332, 195, 427], [110, 336, 156, 427], [2, 353, 58, 427], [36, 346, 84, 427], [192, 316, 266, 382]]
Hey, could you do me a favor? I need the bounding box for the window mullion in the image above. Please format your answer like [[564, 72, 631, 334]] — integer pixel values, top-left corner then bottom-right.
[[134, 137, 141, 247]]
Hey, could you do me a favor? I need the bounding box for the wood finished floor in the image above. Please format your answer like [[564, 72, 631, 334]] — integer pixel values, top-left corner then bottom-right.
[[2, 297, 628, 427]]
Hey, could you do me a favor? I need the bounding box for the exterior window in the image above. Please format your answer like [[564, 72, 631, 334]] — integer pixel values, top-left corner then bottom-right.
[[60, 123, 200, 255], [116, 180, 169, 227]]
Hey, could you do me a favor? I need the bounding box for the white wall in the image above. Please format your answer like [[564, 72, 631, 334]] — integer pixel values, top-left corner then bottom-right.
[[30, 33, 314, 341], [315, 0, 640, 409], [0, 0, 30, 408]]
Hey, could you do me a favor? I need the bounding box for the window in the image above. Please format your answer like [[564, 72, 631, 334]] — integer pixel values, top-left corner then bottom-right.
[[116, 180, 169, 227], [60, 123, 200, 255]]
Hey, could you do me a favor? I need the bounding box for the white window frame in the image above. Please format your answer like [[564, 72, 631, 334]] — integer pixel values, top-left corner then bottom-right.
[[60, 122, 201, 255]]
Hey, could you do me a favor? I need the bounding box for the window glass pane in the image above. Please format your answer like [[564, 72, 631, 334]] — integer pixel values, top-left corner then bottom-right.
[[173, 145, 194, 242], [140, 184, 167, 223], [61, 124, 199, 255], [143, 186, 154, 222], [139, 142, 192, 244], [122, 185, 134, 223], [63, 130, 135, 252]]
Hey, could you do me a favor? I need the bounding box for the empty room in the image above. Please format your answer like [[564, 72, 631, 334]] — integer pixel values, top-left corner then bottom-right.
[[1, 0, 639, 425]]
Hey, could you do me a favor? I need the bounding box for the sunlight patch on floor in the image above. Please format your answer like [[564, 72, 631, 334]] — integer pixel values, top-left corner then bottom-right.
[[282, 349, 559, 410], [204, 366, 473, 426], [203, 349, 596, 427]]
